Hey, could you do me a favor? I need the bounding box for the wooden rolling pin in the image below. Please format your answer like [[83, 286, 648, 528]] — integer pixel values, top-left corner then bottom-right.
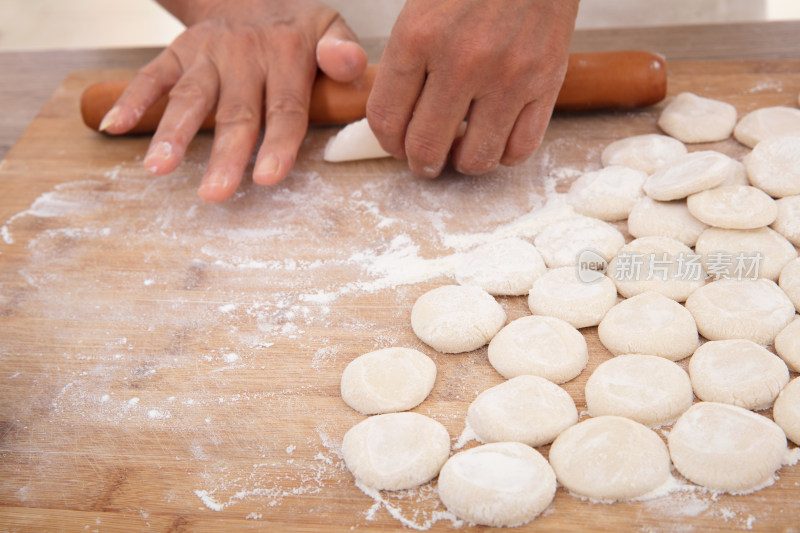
[[81, 50, 666, 134]]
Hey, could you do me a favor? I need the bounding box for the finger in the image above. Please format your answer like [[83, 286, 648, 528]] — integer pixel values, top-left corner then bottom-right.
[[143, 60, 219, 176], [316, 16, 368, 83], [500, 98, 556, 166], [197, 71, 264, 202], [252, 54, 316, 186], [402, 70, 472, 177], [451, 93, 520, 175], [100, 48, 182, 134]]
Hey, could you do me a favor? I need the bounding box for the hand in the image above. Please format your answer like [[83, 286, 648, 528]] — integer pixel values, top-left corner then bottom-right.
[[99, 0, 367, 202], [366, 0, 579, 177]]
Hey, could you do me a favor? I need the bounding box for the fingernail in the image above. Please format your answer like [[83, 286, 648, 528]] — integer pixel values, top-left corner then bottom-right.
[[143, 141, 173, 173], [99, 106, 119, 132], [199, 169, 229, 195], [254, 153, 281, 183]]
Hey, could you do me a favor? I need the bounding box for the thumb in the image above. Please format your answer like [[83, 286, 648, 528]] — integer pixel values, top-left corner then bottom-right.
[[316, 16, 368, 83]]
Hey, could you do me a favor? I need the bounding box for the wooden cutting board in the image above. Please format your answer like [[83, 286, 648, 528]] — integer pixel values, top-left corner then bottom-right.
[[1, 61, 799, 532]]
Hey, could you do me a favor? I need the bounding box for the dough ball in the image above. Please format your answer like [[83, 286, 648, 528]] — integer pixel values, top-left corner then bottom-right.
[[627, 197, 708, 246], [744, 134, 800, 197], [771, 195, 800, 246], [527, 266, 618, 328], [643, 151, 738, 201], [533, 216, 625, 268], [779, 257, 800, 311], [658, 92, 737, 143], [668, 402, 788, 494], [566, 165, 647, 221], [694, 227, 797, 282], [773, 377, 800, 446], [342, 412, 450, 490], [687, 185, 777, 229], [411, 285, 506, 354], [323, 118, 390, 162], [487, 315, 588, 383], [734, 107, 800, 148], [607, 236, 705, 301], [455, 237, 546, 296], [598, 291, 699, 361], [585, 354, 693, 427], [437, 442, 556, 527], [549, 416, 672, 502], [775, 317, 800, 372], [684, 278, 795, 345], [601, 133, 687, 174], [689, 339, 789, 411], [720, 159, 750, 186], [340, 347, 436, 415], [466, 375, 578, 447]]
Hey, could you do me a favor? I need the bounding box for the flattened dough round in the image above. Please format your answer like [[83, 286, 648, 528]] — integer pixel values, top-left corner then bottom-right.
[[601, 134, 687, 174], [644, 151, 738, 201], [323, 118, 391, 162], [487, 315, 588, 383], [772, 195, 800, 246], [340, 347, 436, 415], [608, 236, 705, 301], [533, 216, 625, 268], [695, 227, 797, 281], [627, 197, 708, 246], [342, 412, 450, 490], [527, 266, 618, 328], [598, 291, 699, 361], [455, 237, 546, 296], [658, 92, 737, 143], [549, 416, 671, 502], [734, 107, 800, 148], [775, 317, 800, 372], [566, 165, 647, 221], [689, 339, 789, 410], [411, 285, 506, 353], [687, 185, 777, 229], [684, 278, 796, 345], [779, 257, 800, 311], [437, 442, 556, 527], [585, 354, 693, 427], [467, 375, 578, 447], [744, 134, 800, 197], [668, 402, 788, 494], [773, 377, 800, 445]]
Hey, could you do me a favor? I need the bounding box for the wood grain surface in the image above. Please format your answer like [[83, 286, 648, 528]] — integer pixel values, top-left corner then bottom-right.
[[1, 61, 799, 532]]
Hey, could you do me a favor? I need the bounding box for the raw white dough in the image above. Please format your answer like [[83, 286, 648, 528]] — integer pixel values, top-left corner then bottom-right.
[[487, 315, 588, 383], [455, 237, 546, 296], [643, 151, 738, 201], [549, 416, 672, 502], [342, 412, 450, 491], [466, 375, 578, 447], [340, 347, 436, 415], [775, 317, 800, 372], [771, 195, 800, 246], [744, 134, 800, 197], [773, 377, 800, 446], [720, 159, 750, 186], [597, 291, 699, 361], [658, 92, 737, 143], [687, 185, 777, 229], [601, 134, 687, 174], [437, 442, 556, 527], [668, 402, 788, 494], [627, 197, 708, 246], [779, 257, 800, 311], [694, 227, 797, 282], [585, 354, 693, 427], [607, 236, 705, 301], [566, 165, 647, 221], [323, 118, 390, 162], [527, 266, 618, 328], [689, 339, 789, 410], [533, 216, 625, 268], [411, 285, 506, 354], [684, 278, 796, 345], [734, 107, 800, 148]]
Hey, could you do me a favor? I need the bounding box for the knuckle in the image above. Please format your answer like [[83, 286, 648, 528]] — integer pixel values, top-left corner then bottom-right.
[[366, 104, 407, 138], [405, 130, 450, 170], [168, 81, 208, 103], [267, 92, 308, 121], [215, 102, 260, 127]]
